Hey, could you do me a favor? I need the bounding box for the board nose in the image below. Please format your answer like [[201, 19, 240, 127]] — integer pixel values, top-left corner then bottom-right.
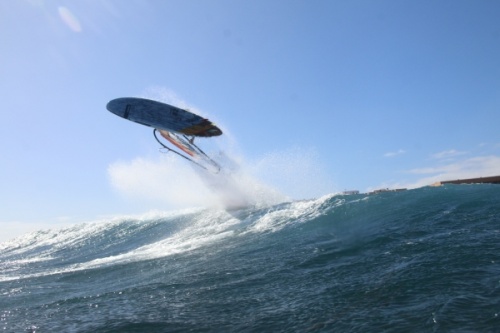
[[106, 98, 126, 118]]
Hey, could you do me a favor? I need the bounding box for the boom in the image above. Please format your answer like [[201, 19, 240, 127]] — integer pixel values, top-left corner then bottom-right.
[[153, 129, 220, 173]]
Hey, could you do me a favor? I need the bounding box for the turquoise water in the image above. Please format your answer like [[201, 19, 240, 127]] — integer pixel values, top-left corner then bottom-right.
[[1, 185, 500, 332]]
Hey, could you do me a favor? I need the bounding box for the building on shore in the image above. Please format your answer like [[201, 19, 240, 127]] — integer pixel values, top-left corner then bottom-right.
[[368, 188, 407, 195], [341, 190, 360, 195]]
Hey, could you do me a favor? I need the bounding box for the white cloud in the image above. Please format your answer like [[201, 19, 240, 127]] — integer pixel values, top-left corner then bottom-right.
[[384, 149, 406, 157], [431, 149, 467, 160], [398, 155, 500, 189]]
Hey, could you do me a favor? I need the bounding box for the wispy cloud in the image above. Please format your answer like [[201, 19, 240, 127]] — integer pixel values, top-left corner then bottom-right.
[[431, 149, 467, 160], [58, 6, 82, 32], [398, 155, 500, 189], [384, 149, 406, 158]]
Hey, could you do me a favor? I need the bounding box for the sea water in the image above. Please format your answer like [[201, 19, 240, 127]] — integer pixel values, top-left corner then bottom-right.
[[1, 184, 499, 332]]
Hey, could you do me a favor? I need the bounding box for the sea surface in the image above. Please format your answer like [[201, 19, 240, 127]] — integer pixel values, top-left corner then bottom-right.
[[1, 184, 500, 332]]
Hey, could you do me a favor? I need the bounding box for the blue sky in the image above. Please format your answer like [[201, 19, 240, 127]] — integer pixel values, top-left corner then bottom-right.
[[1, 0, 500, 241]]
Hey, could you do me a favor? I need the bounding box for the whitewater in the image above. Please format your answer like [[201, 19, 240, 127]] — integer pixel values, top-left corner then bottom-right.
[[1, 184, 500, 332]]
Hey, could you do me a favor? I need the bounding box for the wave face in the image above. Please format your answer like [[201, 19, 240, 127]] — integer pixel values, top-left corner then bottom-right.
[[1, 184, 500, 332]]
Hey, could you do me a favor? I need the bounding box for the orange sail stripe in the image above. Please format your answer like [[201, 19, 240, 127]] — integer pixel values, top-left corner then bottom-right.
[[159, 130, 196, 157]]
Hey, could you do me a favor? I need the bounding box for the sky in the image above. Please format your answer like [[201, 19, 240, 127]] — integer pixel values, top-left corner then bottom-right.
[[1, 0, 500, 241]]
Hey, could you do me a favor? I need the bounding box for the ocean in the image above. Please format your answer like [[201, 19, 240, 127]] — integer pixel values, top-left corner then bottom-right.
[[1, 184, 500, 332]]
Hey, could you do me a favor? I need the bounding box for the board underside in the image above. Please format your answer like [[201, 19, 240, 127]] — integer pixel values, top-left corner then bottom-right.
[[107, 97, 222, 137]]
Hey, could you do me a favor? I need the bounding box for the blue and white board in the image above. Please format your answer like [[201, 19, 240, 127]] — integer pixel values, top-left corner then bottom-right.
[[106, 97, 222, 137]]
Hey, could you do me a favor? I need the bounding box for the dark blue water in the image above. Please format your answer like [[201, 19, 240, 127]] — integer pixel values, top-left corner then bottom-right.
[[1, 184, 500, 332]]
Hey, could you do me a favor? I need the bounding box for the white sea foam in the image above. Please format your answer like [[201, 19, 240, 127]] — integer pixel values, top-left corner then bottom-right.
[[0, 209, 240, 281], [0, 209, 202, 281], [74, 209, 239, 270], [0, 195, 340, 282], [248, 193, 339, 233]]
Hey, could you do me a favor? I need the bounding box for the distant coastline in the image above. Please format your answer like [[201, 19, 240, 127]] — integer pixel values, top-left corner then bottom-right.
[[342, 175, 500, 196], [432, 175, 500, 186]]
